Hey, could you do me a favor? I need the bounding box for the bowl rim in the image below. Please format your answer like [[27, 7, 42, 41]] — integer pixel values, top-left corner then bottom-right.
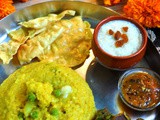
[[118, 67, 160, 111], [93, 15, 148, 60]]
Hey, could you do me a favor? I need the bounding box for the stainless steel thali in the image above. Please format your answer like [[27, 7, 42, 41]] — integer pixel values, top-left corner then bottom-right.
[[0, 1, 159, 120]]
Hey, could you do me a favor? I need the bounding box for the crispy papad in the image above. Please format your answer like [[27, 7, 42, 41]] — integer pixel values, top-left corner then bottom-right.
[[0, 10, 93, 67], [19, 10, 76, 29], [17, 25, 64, 65], [38, 16, 92, 67], [0, 28, 28, 64]]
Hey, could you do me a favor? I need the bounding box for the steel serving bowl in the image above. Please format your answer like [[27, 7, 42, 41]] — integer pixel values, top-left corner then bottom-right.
[[92, 16, 148, 70]]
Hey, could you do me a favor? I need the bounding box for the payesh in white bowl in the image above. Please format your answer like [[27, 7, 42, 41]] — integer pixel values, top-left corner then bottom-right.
[[97, 20, 142, 56]]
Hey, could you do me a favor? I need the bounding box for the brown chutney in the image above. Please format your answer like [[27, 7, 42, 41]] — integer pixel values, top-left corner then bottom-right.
[[121, 72, 160, 109]]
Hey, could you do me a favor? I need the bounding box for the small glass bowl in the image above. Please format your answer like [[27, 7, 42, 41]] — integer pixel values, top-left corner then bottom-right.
[[118, 67, 160, 111]]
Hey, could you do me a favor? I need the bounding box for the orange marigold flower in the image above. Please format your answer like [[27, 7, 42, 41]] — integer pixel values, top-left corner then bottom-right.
[[104, 0, 121, 6], [123, 0, 160, 28], [0, 0, 15, 19]]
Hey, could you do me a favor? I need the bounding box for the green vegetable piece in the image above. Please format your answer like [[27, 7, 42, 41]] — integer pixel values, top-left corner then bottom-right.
[[24, 101, 36, 117], [95, 108, 113, 120], [50, 108, 59, 117], [96, 117, 103, 120], [30, 110, 39, 119], [27, 92, 36, 102], [105, 114, 112, 119], [18, 112, 24, 120], [54, 89, 62, 97]]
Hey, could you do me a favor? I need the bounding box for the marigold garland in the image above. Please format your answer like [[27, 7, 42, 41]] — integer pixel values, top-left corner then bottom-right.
[[0, 0, 15, 19], [0, 0, 28, 19], [123, 0, 160, 28]]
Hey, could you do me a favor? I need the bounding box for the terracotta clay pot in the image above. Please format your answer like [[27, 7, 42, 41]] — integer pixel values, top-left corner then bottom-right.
[[92, 16, 148, 70]]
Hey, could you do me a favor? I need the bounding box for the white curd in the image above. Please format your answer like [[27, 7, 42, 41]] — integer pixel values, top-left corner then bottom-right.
[[97, 20, 142, 56]]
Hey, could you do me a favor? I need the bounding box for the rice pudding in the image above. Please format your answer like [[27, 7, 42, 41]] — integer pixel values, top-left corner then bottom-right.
[[97, 20, 142, 56]]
